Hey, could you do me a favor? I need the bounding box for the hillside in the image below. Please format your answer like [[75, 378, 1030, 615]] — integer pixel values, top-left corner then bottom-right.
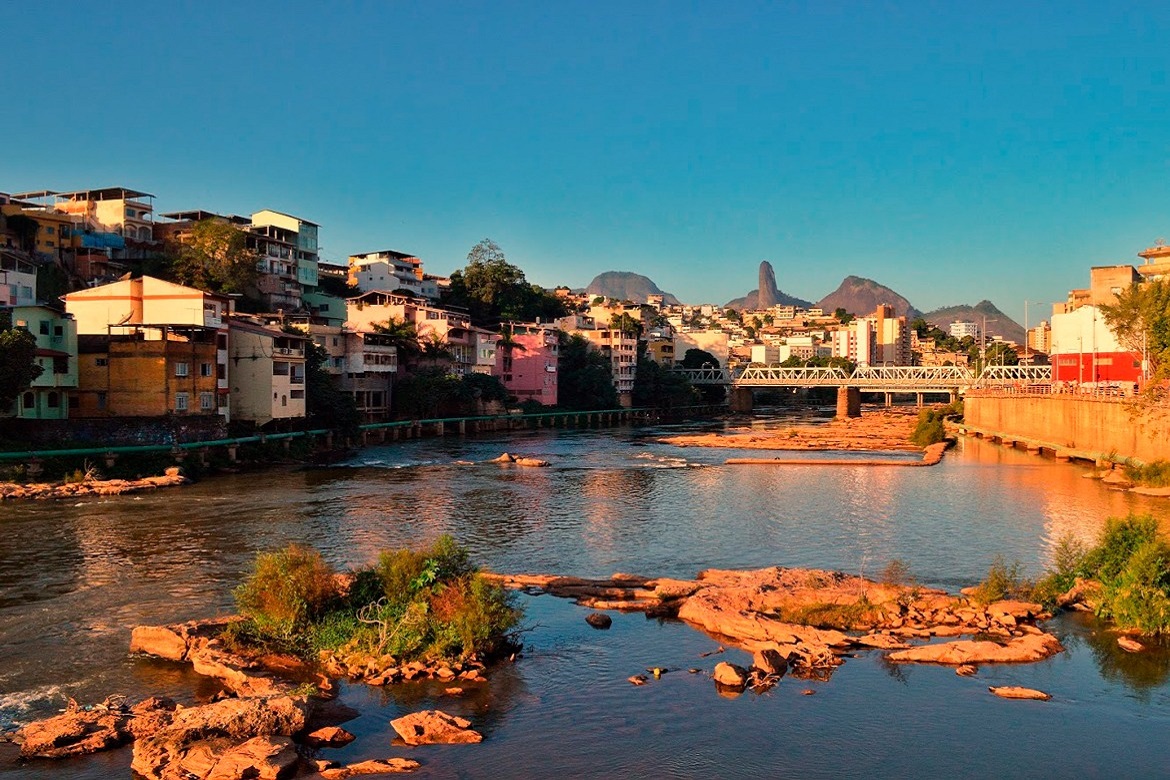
[[585, 271, 681, 305], [816, 276, 920, 319], [922, 301, 1026, 345]]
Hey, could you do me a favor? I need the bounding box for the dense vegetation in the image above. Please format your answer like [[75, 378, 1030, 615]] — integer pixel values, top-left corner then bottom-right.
[[226, 537, 522, 663], [977, 514, 1170, 635], [441, 239, 568, 327]]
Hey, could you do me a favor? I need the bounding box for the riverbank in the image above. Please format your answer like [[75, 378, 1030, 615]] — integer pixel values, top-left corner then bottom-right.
[[659, 407, 922, 452], [726, 440, 948, 466]]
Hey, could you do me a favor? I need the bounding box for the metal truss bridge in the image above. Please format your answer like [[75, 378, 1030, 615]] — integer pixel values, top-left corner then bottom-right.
[[675, 364, 1051, 393]]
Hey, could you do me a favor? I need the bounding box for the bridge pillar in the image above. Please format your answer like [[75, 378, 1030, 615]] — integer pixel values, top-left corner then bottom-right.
[[884, 392, 893, 407], [836, 387, 861, 418], [916, 392, 924, 408], [730, 387, 754, 413]]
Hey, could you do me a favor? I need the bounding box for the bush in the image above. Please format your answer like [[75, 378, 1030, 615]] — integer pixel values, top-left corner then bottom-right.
[[1082, 515, 1159, 582], [910, 408, 947, 447], [227, 537, 522, 664], [1124, 460, 1170, 488], [971, 556, 1032, 605], [234, 545, 339, 640]]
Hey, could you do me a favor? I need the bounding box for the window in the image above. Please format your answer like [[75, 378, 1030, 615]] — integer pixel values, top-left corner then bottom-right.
[[200, 362, 213, 377], [174, 362, 189, 377], [281, 394, 288, 407], [45, 227, 55, 235], [22, 392, 34, 409], [53, 356, 68, 374], [47, 392, 59, 408], [96, 392, 107, 410], [272, 361, 290, 376], [95, 357, 108, 367], [175, 392, 189, 411], [200, 392, 214, 411], [39, 321, 49, 335]]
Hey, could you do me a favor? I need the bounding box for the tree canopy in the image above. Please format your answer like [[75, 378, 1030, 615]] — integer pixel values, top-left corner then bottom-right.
[[171, 219, 260, 296], [557, 333, 618, 410], [680, 348, 720, 369], [1101, 279, 1170, 380], [304, 341, 361, 434], [0, 313, 44, 412], [633, 343, 699, 409], [442, 238, 568, 326]]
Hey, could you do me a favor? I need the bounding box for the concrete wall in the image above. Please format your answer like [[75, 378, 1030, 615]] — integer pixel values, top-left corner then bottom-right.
[[965, 394, 1170, 463]]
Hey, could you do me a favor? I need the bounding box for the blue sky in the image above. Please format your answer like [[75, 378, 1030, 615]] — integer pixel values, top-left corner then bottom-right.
[[5, 2, 1170, 322]]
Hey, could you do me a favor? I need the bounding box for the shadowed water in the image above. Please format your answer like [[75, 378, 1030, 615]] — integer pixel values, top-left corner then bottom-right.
[[2, 411, 1169, 778]]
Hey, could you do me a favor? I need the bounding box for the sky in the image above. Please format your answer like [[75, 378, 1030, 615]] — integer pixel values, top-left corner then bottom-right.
[[5, 1, 1170, 323]]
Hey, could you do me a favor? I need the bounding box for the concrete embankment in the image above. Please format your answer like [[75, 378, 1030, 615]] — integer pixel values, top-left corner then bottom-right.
[[964, 393, 1170, 464]]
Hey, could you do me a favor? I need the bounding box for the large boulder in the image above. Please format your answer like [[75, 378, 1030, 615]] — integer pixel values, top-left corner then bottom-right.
[[130, 625, 190, 662], [712, 662, 749, 689], [204, 736, 299, 780], [888, 632, 1063, 665], [17, 709, 130, 759], [131, 696, 308, 780], [321, 758, 422, 778], [391, 710, 483, 745]]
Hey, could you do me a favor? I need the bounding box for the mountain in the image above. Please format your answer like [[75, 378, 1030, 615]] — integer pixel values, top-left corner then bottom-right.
[[921, 300, 1026, 345], [725, 260, 813, 310], [816, 276, 921, 319], [585, 271, 681, 305]]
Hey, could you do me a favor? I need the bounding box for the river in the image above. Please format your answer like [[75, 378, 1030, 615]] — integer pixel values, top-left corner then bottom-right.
[[2, 409, 1169, 778]]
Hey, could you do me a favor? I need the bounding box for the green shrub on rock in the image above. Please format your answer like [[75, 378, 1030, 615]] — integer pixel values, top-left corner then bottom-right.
[[233, 544, 339, 640]]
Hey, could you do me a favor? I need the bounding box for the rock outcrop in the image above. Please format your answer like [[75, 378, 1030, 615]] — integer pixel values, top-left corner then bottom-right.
[[390, 710, 483, 745], [0, 469, 191, 502], [887, 632, 1063, 665], [988, 686, 1051, 701], [320, 758, 422, 778], [131, 696, 308, 780], [724, 261, 812, 311]]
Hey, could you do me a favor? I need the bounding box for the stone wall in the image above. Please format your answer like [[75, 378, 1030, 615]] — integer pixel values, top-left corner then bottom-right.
[[5, 415, 229, 448], [964, 393, 1170, 463]]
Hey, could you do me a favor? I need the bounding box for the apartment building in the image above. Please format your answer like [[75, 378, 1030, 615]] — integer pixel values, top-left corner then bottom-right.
[[7, 305, 78, 420], [345, 291, 473, 373], [575, 327, 637, 406], [496, 324, 558, 406], [228, 317, 307, 425], [348, 250, 439, 300], [303, 324, 398, 421]]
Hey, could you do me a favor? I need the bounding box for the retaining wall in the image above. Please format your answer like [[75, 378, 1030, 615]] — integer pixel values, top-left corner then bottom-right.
[[964, 393, 1170, 464]]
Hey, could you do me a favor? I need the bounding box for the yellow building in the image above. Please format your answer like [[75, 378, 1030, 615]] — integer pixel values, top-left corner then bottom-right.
[[76, 326, 221, 418]]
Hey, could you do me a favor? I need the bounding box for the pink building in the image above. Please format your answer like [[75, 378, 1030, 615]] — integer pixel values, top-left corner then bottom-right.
[[495, 324, 558, 406]]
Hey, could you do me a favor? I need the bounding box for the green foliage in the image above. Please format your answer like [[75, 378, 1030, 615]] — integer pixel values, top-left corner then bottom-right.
[[680, 348, 720, 369], [1125, 460, 1170, 488], [228, 536, 521, 664], [557, 332, 619, 410], [1100, 278, 1170, 381], [392, 368, 507, 418], [170, 219, 260, 296], [441, 239, 568, 326], [1031, 514, 1170, 634], [909, 408, 948, 447], [632, 343, 700, 409], [835, 307, 855, 325], [971, 556, 1032, 605], [880, 559, 912, 586], [304, 341, 361, 434], [0, 323, 44, 411], [234, 545, 339, 640]]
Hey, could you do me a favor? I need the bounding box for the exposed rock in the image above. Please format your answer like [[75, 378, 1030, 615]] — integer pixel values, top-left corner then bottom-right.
[[321, 758, 421, 778], [131, 625, 190, 662], [713, 662, 748, 689], [131, 696, 308, 780], [1101, 470, 1136, 488], [204, 735, 298, 780], [513, 457, 549, 467], [16, 709, 130, 759], [988, 686, 1051, 701], [628, 675, 648, 686], [585, 612, 612, 629], [1118, 636, 1146, 653], [488, 453, 515, 463], [751, 648, 788, 678], [390, 710, 482, 746], [0, 471, 191, 502], [955, 664, 978, 677], [304, 726, 355, 748], [888, 633, 1063, 665]]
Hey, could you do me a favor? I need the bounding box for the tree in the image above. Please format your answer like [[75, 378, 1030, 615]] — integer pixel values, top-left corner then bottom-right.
[[372, 318, 422, 365], [609, 312, 643, 337], [910, 317, 930, 336], [171, 219, 260, 295], [835, 307, 855, 325], [633, 343, 699, 409], [681, 348, 720, 369], [557, 333, 618, 410], [1101, 279, 1170, 380], [304, 342, 360, 434], [0, 319, 42, 412], [442, 239, 568, 326]]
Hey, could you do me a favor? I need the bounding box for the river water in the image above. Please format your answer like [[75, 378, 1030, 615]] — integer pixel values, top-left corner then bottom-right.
[[2, 409, 1170, 778]]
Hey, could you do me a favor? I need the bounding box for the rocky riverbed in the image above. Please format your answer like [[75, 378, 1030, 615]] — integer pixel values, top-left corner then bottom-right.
[[658, 408, 924, 452], [0, 468, 190, 501]]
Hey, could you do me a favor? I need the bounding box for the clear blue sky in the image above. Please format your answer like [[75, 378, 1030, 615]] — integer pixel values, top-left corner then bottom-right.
[[5, 1, 1170, 322]]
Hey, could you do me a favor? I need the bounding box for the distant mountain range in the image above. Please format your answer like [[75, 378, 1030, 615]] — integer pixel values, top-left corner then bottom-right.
[[583, 262, 1026, 344], [584, 271, 681, 305]]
